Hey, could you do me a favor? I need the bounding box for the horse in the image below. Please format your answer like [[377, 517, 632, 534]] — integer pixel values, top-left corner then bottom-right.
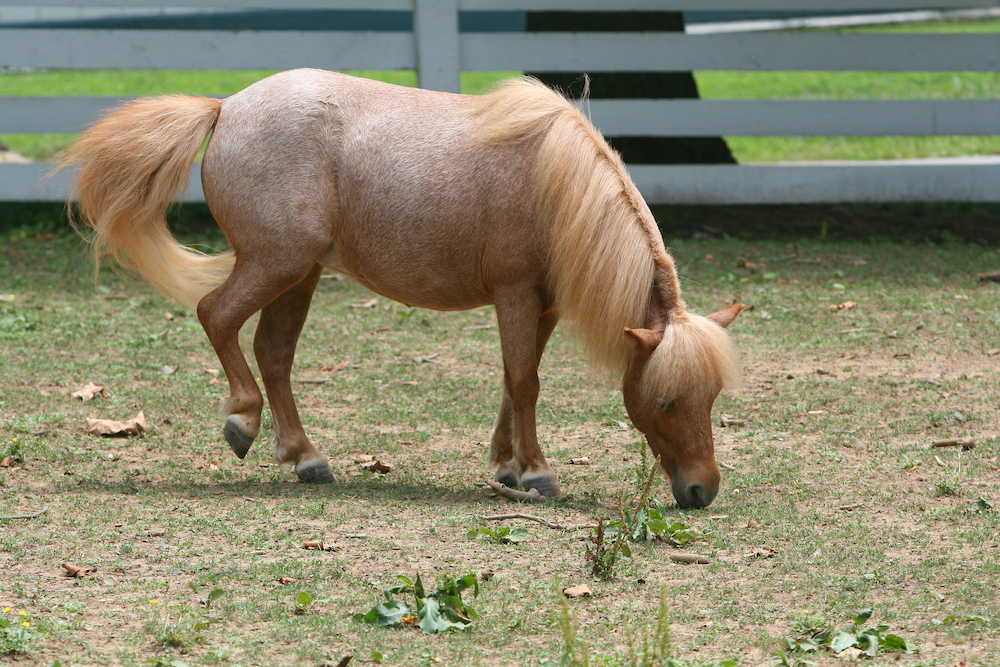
[[61, 69, 742, 508]]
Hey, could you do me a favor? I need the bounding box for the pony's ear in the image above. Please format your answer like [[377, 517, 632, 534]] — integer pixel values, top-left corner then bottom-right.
[[624, 327, 663, 358], [706, 303, 745, 329]]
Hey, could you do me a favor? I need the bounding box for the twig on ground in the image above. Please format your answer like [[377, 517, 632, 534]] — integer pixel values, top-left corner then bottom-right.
[[484, 480, 542, 502], [480, 512, 596, 531], [670, 552, 710, 564], [0, 507, 48, 520], [977, 270, 1000, 282], [838, 503, 863, 511], [931, 437, 976, 450], [718, 461, 737, 471]]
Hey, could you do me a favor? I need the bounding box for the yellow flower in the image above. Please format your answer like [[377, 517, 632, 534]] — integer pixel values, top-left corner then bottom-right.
[[22, 621, 29, 627], [149, 599, 159, 604], [3, 607, 9, 613], [18, 610, 25, 616]]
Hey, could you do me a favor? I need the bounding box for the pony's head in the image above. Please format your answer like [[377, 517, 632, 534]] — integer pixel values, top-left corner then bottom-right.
[[621, 303, 743, 509]]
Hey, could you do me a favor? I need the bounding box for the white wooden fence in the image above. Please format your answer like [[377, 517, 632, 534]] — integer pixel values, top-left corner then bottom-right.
[[2, 0, 999, 204]]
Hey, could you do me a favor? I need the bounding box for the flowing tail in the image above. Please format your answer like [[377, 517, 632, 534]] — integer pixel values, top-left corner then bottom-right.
[[60, 95, 235, 312]]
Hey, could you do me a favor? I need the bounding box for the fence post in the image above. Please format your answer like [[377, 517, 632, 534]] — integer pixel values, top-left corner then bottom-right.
[[413, 0, 460, 93]]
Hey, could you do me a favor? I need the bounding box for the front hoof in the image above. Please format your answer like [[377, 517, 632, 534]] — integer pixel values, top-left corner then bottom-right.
[[520, 473, 561, 498], [296, 460, 336, 484], [223, 415, 255, 459]]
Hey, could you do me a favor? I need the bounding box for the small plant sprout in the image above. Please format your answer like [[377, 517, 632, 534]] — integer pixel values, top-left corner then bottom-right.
[[0, 607, 34, 655], [294, 591, 330, 615], [466, 525, 528, 544]]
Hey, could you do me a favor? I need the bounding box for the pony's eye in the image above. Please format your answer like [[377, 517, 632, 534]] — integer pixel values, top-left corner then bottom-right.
[[656, 396, 676, 412]]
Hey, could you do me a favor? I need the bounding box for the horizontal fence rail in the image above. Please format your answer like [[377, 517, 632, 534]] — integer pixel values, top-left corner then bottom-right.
[[1, 1, 999, 204], [3, 31, 999, 72], [6, 97, 1000, 137]]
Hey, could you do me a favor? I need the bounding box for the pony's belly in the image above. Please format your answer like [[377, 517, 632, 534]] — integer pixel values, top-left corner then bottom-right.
[[318, 245, 491, 312]]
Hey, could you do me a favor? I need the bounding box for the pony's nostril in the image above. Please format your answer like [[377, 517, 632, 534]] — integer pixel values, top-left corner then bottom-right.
[[685, 484, 707, 508]]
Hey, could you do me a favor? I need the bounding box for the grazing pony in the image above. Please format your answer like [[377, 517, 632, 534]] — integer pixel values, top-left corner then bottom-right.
[[63, 69, 741, 508]]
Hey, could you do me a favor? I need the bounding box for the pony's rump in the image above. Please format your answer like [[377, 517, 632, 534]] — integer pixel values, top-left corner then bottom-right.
[[61, 95, 235, 312]]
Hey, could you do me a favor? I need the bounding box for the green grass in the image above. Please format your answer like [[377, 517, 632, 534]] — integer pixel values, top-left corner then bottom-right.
[[2, 227, 1000, 666]]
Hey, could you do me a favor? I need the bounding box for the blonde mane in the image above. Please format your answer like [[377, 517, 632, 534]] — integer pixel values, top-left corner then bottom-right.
[[475, 79, 740, 387]]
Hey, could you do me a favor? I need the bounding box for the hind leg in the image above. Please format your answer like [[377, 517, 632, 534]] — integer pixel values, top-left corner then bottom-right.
[[253, 263, 333, 483], [197, 254, 326, 462]]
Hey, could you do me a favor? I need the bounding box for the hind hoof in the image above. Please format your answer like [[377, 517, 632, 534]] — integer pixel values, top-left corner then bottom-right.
[[296, 460, 336, 484], [223, 416, 255, 459], [521, 473, 561, 498]]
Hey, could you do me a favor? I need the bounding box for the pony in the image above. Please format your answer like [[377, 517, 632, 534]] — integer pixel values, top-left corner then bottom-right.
[[61, 69, 742, 508]]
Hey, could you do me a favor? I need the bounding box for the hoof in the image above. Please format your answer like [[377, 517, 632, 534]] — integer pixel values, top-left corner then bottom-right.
[[296, 460, 336, 484], [495, 471, 520, 490], [521, 473, 561, 498], [223, 415, 255, 459]]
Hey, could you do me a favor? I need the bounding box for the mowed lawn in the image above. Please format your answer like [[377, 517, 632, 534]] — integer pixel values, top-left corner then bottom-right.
[[1, 228, 999, 666]]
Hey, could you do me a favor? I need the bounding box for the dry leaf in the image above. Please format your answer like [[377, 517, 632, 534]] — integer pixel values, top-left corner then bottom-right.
[[72, 381, 107, 401], [62, 562, 96, 578], [302, 540, 325, 550], [747, 519, 762, 528], [563, 584, 593, 598], [164, 311, 175, 320], [0, 455, 14, 468], [351, 299, 378, 309], [826, 301, 858, 312], [399, 380, 419, 386], [567, 457, 591, 465], [747, 547, 778, 559], [84, 411, 148, 437], [277, 577, 297, 585], [361, 459, 393, 474]]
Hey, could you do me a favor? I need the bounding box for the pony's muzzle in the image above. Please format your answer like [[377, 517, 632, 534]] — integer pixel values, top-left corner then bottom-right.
[[672, 478, 719, 509]]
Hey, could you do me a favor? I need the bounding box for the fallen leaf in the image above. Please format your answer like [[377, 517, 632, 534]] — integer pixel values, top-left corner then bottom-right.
[[827, 301, 858, 312], [563, 584, 592, 598], [36, 232, 54, 240], [0, 455, 14, 468], [62, 562, 96, 578], [807, 410, 826, 415], [277, 577, 297, 585], [747, 519, 762, 528], [373, 326, 390, 333], [747, 547, 778, 559], [361, 459, 393, 474], [479, 568, 495, 582], [84, 411, 148, 437], [164, 311, 175, 320], [413, 353, 439, 363], [302, 540, 325, 550], [567, 457, 591, 465], [158, 365, 175, 375], [399, 380, 419, 386], [351, 298, 378, 309], [354, 454, 376, 463], [72, 381, 107, 401]]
